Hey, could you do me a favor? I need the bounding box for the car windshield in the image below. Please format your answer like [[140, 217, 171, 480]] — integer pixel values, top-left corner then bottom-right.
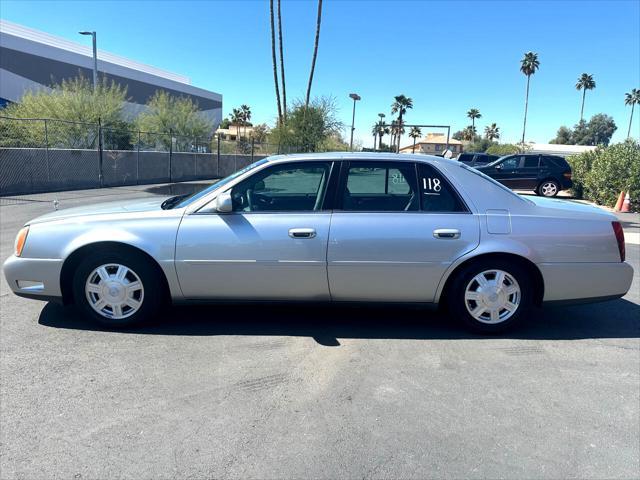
[[170, 158, 269, 209]]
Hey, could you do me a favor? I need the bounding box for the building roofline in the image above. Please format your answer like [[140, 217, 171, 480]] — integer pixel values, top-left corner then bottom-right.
[[0, 19, 191, 85]]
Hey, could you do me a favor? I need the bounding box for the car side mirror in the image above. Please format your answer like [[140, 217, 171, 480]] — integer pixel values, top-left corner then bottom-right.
[[495, 164, 503, 170], [214, 191, 233, 213]]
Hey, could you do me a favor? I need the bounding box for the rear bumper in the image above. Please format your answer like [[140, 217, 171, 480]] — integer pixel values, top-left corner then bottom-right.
[[538, 261, 633, 302], [2, 255, 63, 301], [560, 178, 573, 190]]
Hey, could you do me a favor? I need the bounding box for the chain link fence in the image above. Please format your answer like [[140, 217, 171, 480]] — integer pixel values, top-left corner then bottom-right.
[[0, 116, 341, 196]]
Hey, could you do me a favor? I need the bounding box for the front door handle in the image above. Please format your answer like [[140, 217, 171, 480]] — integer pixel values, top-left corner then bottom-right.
[[289, 228, 316, 239], [433, 228, 461, 239]]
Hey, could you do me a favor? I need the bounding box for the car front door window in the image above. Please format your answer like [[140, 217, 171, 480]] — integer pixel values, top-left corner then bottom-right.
[[231, 162, 332, 212]]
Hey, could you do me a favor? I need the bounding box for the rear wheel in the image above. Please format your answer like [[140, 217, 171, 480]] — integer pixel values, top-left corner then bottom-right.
[[72, 250, 163, 327], [537, 179, 560, 197], [446, 259, 532, 333]]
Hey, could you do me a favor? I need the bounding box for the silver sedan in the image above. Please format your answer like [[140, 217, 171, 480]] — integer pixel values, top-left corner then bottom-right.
[[3, 153, 634, 333]]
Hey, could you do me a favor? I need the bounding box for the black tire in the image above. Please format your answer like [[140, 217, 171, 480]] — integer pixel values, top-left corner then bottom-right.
[[72, 249, 164, 328], [537, 179, 560, 197], [445, 259, 533, 334]]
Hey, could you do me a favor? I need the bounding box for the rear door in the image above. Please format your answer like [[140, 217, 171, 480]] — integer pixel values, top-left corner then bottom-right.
[[516, 155, 541, 189], [327, 160, 480, 302]]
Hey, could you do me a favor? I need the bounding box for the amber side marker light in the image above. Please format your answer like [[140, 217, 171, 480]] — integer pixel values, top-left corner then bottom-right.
[[14, 226, 29, 257], [612, 221, 625, 262]]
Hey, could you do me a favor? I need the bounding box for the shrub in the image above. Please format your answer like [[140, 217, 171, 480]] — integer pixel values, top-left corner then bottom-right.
[[583, 140, 639, 210], [485, 143, 522, 156], [566, 150, 596, 198]]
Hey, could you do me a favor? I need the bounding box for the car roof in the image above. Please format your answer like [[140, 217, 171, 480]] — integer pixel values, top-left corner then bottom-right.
[[265, 151, 459, 166]]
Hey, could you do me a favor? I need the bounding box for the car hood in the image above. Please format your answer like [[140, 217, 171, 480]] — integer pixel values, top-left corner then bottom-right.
[[28, 197, 169, 224], [525, 195, 616, 220]]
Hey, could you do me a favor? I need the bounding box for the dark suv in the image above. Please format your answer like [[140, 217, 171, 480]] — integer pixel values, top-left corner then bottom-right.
[[475, 154, 572, 197], [457, 152, 500, 166]]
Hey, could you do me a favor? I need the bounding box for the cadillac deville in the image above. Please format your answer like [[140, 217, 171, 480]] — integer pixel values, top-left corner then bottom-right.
[[3, 153, 633, 333]]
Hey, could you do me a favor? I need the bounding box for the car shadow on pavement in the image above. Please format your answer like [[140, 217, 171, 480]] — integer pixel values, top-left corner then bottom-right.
[[38, 298, 640, 345]]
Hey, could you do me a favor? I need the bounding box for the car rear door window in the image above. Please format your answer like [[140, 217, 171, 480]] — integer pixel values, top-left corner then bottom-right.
[[342, 162, 419, 211], [523, 156, 539, 168], [418, 164, 467, 212]]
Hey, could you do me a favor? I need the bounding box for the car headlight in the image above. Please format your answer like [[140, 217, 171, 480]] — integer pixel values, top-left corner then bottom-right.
[[14, 226, 29, 257]]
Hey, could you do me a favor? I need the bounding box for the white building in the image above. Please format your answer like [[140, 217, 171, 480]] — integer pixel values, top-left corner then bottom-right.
[[0, 20, 222, 126]]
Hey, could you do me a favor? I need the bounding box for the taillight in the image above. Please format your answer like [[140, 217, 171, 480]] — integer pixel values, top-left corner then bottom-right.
[[612, 221, 625, 262], [563, 171, 572, 179]]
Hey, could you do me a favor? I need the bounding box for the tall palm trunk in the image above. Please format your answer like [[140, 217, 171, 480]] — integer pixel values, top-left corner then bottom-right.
[[521, 74, 530, 145], [269, 0, 282, 124], [277, 0, 287, 122], [580, 88, 586, 122], [412, 137, 416, 153], [305, 0, 323, 108], [396, 113, 403, 152], [629, 103, 635, 138]]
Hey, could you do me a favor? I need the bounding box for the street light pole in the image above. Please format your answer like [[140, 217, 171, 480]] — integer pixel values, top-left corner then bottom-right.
[[79, 31, 98, 90], [349, 93, 361, 151]]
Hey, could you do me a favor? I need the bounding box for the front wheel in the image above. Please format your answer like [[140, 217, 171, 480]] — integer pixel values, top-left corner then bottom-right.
[[537, 179, 560, 197], [72, 250, 163, 327], [446, 259, 533, 333]]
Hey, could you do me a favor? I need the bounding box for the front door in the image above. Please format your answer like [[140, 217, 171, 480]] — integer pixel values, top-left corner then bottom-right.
[[327, 161, 480, 303], [175, 161, 334, 300], [490, 155, 521, 189]]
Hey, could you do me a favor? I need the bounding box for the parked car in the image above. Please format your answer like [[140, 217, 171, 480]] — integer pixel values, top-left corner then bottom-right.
[[475, 154, 572, 197], [4, 153, 632, 333], [457, 152, 500, 166]]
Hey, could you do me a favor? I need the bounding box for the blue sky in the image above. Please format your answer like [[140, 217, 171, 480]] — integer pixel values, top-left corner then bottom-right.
[[2, 0, 639, 147]]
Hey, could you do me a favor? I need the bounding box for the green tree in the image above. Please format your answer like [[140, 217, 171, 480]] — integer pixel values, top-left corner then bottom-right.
[[391, 95, 413, 152], [624, 88, 640, 138], [466, 108, 481, 132], [576, 73, 596, 122], [520, 51, 540, 144], [484, 123, 500, 141], [372, 120, 389, 150], [572, 114, 617, 146], [485, 143, 522, 156], [240, 104, 252, 138], [269, 96, 343, 152], [549, 126, 573, 144], [305, 0, 323, 108], [2, 76, 130, 148], [582, 140, 640, 210], [461, 125, 477, 142], [465, 137, 496, 153], [251, 123, 269, 143], [452, 130, 465, 141], [408, 126, 422, 153], [137, 90, 213, 150]]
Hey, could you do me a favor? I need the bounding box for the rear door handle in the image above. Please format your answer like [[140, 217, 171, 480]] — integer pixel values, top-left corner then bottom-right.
[[433, 228, 461, 239], [289, 228, 316, 239]]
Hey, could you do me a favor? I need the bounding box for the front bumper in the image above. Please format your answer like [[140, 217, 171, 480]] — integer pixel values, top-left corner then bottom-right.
[[539, 261, 633, 303], [3, 255, 64, 301]]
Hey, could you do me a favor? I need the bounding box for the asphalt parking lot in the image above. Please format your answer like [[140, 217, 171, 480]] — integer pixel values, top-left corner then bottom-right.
[[1, 183, 639, 479]]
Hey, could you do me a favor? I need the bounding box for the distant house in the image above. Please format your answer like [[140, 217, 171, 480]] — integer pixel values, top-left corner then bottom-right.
[[216, 124, 254, 141], [399, 133, 463, 156]]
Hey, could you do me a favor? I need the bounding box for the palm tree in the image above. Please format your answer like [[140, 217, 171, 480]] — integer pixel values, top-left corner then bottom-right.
[[240, 104, 252, 139], [371, 121, 389, 150], [520, 51, 540, 145], [576, 73, 596, 122], [390, 95, 413, 152], [462, 125, 476, 142], [230, 108, 243, 139], [277, 0, 287, 121], [305, 0, 323, 108], [409, 126, 422, 153], [624, 88, 640, 138], [484, 123, 500, 141], [269, 0, 282, 124], [467, 108, 482, 132]]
